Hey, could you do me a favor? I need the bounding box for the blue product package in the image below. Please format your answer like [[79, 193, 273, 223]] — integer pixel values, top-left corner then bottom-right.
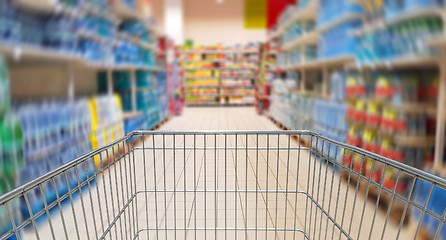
[[405, 0, 442, 10], [384, 0, 404, 20]]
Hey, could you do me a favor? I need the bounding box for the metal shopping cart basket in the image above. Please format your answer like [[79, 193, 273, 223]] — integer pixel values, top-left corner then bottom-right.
[[1, 130, 446, 240]]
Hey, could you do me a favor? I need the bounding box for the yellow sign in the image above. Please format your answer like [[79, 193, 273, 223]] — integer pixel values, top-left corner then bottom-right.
[[244, 0, 266, 29]]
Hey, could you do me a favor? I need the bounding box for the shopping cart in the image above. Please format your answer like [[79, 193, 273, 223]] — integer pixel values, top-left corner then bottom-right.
[[1, 130, 446, 240]]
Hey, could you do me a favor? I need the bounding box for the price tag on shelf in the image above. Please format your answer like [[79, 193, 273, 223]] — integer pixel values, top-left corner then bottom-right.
[[13, 47, 22, 61]]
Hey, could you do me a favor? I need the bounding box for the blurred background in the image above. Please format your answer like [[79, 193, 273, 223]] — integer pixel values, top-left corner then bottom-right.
[[0, 0, 445, 239]]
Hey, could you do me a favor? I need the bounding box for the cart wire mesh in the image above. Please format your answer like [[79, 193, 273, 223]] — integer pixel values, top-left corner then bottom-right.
[[1, 130, 446, 240]]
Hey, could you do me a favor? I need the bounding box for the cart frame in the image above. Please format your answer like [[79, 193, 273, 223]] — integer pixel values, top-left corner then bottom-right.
[[1, 130, 446, 240]]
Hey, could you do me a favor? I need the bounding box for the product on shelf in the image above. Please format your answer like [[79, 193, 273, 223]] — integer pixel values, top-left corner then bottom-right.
[[283, 20, 316, 45], [317, 0, 363, 27], [365, 0, 445, 21], [99, 69, 167, 130], [185, 78, 219, 87], [0, 112, 23, 239], [357, 16, 443, 63], [119, 20, 151, 43], [13, 99, 94, 225], [355, 0, 445, 63], [344, 70, 439, 196], [156, 70, 169, 122], [268, 0, 445, 236], [180, 44, 259, 106], [318, 19, 362, 59], [124, 112, 146, 134], [168, 59, 183, 116], [0, 0, 160, 69], [89, 94, 124, 167], [256, 44, 274, 114]]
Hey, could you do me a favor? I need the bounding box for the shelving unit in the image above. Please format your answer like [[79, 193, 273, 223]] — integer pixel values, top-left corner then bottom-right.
[[0, 1, 169, 233], [269, 0, 446, 158], [265, 1, 446, 234], [180, 46, 259, 106]]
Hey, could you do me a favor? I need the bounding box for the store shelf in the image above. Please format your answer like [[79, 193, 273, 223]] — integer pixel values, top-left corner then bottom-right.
[[346, 56, 440, 70], [84, 2, 120, 22], [220, 76, 255, 79], [186, 94, 220, 97], [352, 8, 445, 36], [13, 0, 59, 12], [350, 0, 366, 7], [186, 102, 221, 106], [181, 49, 258, 55], [185, 85, 220, 88], [394, 135, 436, 148], [184, 68, 219, 71], [384, 102, 437, 115], [318, 13, 364, 32], [281, 3, 319, 30], [221, 102, 255, 106], [77, 30, 119, 45], [267, 28, 285, 41], [0, 42, 85, 64], [118, 32, 158, 51], [267, 2, 318, 41], [430, 37, 446, 49], [290, 89, 330, 99], [220, 94, 255, 97], [110, 1, 159, 36], [184, 67, 256, 71], [281, 55, 355, 71], [86, 63, 161, 71], [111, 0, 141, 20], [221, 68, 257, 71], [221, 85, 253, 88], [13, 0, 81, 18], [184, 76, 218, 79], [282, 31, 320, 51], [182, 59, 226, 63], [122, 111, 143, 120], [268, 50, 278, 55]]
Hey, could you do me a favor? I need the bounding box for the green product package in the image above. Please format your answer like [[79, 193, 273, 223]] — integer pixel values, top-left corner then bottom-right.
[[0, 113, 24, 184]]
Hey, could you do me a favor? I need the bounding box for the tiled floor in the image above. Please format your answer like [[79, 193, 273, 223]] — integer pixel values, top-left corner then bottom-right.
[[22, 107, 411, 239]]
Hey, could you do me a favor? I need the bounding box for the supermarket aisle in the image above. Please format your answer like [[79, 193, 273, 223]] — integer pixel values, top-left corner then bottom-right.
[[23, 107, 410, 240]]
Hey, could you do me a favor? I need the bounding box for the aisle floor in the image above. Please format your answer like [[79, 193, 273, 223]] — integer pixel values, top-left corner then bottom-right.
[[22, 107, 410, 239]]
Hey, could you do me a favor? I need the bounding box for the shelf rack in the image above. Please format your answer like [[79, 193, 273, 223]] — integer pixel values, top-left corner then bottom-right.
[[122, 111, 143, 120], [265, 1, 446, 237], [5, 0, 166, 116], [0, 42, 85, 64], [181, 48, 259, 106], [268, 0, 446, 169]]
